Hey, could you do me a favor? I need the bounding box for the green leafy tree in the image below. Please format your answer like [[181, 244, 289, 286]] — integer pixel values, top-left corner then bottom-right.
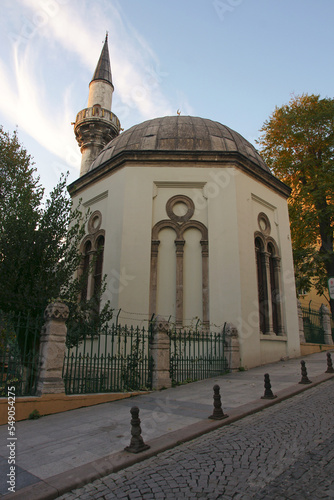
[[257, 94, 334, 317], [0, 127, 113, 349]]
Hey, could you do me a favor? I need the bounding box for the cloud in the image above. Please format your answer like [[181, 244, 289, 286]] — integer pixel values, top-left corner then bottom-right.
[[0, 35, 80, 171], [0, 0, 174, 171], [18, 0, 173, 118]]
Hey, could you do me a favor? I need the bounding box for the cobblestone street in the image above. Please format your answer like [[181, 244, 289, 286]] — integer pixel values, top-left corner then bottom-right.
[[58, 379, 334, 500]]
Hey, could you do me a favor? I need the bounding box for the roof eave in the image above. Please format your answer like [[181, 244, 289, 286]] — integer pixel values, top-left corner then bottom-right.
[[68, 150, 291, 199]]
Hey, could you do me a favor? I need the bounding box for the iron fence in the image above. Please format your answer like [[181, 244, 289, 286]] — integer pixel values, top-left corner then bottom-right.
[[301, 307, 325, 344], [170, 325, 228, 385], [0, 311, 42, 396], [63, 324, 154, 394]]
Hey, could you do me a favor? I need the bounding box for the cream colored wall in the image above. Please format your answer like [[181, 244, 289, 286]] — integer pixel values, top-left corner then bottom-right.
[[183, 228, 203, 324], [234, 172, 300, 367], [205, 167, 242, 331], [73, 160, 300, 368]]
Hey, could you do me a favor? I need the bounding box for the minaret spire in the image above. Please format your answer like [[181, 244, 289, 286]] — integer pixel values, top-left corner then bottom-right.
[[74, 33, 120, 177], [90, 33, 113, 86]]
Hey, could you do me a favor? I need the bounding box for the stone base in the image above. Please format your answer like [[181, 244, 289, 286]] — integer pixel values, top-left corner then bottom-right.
[[152, 372, 172, 390], [36, 378, 65, 396]]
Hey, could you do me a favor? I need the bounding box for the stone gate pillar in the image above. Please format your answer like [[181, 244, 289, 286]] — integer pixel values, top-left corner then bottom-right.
[[151, 316, 172, 390], [297, 300, 306, 343], [36, 300, 69, 396], [224, 322, 240, 371], [320, 304, 333, 345]]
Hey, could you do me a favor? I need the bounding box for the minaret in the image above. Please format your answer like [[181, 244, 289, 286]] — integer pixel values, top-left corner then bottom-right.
[[74, 33, 120, 177]]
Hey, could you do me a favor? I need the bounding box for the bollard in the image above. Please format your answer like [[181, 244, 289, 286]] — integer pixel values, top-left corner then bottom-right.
[[124, 407, 150, 453], [261, 373, 277, 399], [209, 384, 228, 420], [299, 360, 312, 384], [325, 352, 334, 373]]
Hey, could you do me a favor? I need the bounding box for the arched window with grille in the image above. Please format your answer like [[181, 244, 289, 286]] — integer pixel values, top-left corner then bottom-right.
[[255, 236, 268, 334], [268, 243, 279, 334], [93, 235, 105, 304], [79, 211, 105, 309], [81, 240, 92, 302], [254, 213, 285, 336]]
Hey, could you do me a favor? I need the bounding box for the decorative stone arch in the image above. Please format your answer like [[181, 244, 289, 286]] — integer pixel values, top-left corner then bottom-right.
[[254, 215, 285, 336], [166, 195, 195, 223], [257, 212, 271, 236], [254, 231, 266, 249], [180, 220, 208, 241], [79, 212, 105, 304], [80, 234, 93, 253], [92, 229, 105, 250], [149, 195, 209, 327], [152, 220, 182, 240], [266, 237, 279, 256], [88, 210, 103, 234]]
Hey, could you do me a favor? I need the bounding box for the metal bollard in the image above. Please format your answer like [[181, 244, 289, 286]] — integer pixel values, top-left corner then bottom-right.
[[124, 406, 150, 453], [261, 373, 277, 399], [209, 384, 228, 420], [299, 360, 312, 384], [325, 352, 334, 373]]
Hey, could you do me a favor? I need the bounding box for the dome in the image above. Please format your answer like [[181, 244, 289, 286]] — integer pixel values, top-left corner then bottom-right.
[[89, 115, 269, 172]]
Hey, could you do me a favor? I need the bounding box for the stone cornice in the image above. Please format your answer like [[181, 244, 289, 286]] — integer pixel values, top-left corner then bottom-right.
[[68, 150, 291, 199]]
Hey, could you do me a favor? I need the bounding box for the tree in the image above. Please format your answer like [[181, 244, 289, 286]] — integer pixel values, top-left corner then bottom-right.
[[0, 127, 113, 349], [257, 94, 334, 317]]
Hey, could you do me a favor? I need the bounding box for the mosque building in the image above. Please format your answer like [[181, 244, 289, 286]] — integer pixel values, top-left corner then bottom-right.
[[69, 35, 301, 369]]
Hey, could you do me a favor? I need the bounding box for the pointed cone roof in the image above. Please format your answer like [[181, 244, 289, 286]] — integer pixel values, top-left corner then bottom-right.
[[91, 33, 113, 86]]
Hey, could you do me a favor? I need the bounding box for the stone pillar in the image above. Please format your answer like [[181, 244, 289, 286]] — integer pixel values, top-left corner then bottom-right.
[[320, 304, 333, 345], [86, 250, 95, 301], [36, 301, 69, 396], [224, 323, 240, 371], [201, 240, 209, 327], [175, 240, 185, 327], [149, 240, 160, 318], [263, 252, 274, 335], [297, 300, 306, 343], [151, 316, 172, 390]]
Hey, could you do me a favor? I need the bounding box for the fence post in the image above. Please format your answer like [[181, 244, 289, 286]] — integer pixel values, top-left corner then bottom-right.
[[151, 316, 172, 390], [319, 304, 333, 345], [36, 300, 69, 396], [224, 322, 240, 371], [297, 300, 306, 343]]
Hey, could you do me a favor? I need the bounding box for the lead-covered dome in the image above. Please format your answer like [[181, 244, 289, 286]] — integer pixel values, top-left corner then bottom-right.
[[89, 115, 269, 172]]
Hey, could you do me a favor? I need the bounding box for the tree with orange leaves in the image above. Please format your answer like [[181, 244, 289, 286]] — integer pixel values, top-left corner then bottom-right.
[[257, 94, 334, 318]]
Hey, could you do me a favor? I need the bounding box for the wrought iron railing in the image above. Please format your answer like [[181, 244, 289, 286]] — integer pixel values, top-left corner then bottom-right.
[[170, 326, 228, 385], [63, 324, 154, 394], [0, 311, 42, 396], [301, 307, 325, 344]]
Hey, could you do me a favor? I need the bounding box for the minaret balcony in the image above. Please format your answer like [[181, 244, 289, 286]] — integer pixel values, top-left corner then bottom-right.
[[75, 105, 120, 132]]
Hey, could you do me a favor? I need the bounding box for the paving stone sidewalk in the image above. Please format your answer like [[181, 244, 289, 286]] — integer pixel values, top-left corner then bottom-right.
[[58, 380, 334, 499], [1, 349, 333, 498]]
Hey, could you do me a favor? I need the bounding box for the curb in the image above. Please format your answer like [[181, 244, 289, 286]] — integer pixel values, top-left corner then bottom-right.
[[8, 372, 334, 500]]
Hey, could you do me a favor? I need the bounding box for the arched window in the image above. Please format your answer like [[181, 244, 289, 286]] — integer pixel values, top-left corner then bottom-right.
[[255, 213, 285, 336], [81, 240, 92, 302], [80, 212, 105, 308], [149, 195, 209, 327], [94, 235, 105, 301], [268, 243, 280, 335], [255, 237, 268, 334]]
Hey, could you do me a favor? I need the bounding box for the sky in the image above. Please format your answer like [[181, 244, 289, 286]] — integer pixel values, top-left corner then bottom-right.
[[0, 0, 334, 195]]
